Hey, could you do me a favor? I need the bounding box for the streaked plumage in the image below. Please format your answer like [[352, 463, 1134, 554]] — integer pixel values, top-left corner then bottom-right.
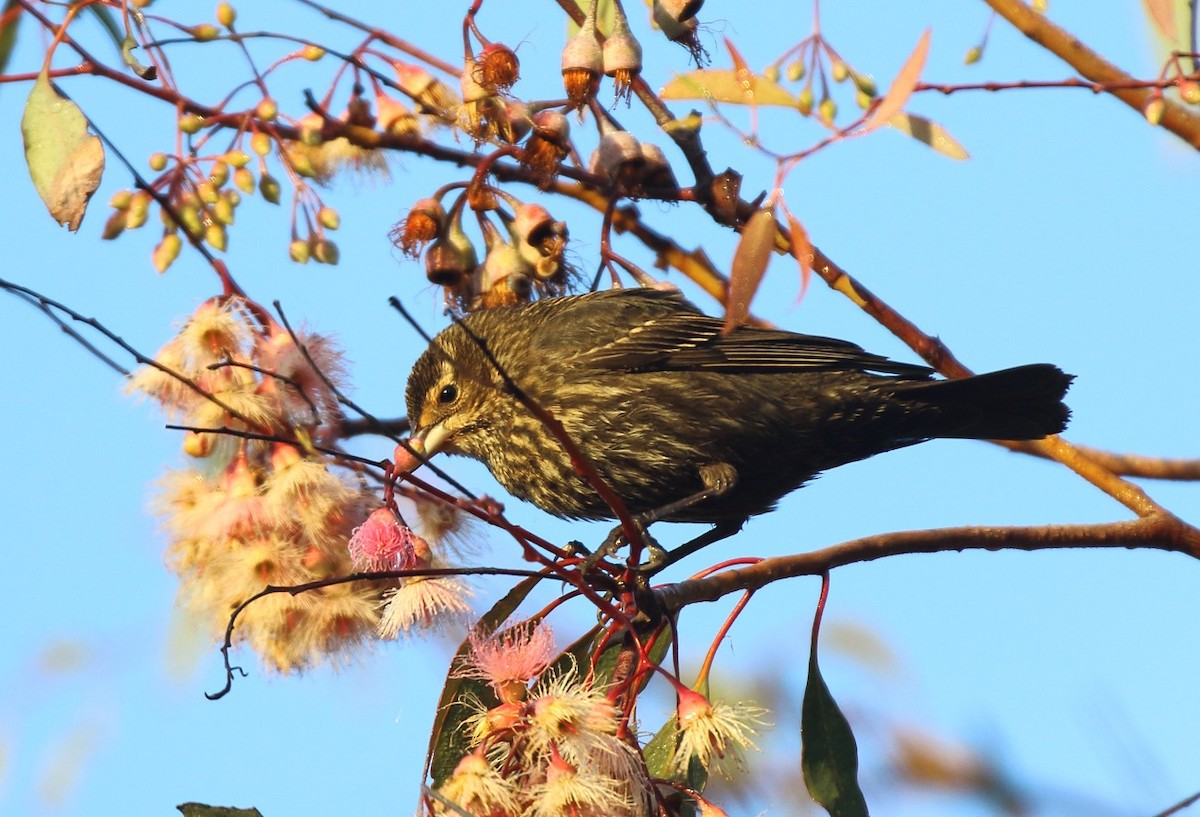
[[406, 288, 1072, 524]]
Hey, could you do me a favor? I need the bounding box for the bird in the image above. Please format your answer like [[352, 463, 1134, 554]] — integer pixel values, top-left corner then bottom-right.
[[405, 287, 1072, 555]]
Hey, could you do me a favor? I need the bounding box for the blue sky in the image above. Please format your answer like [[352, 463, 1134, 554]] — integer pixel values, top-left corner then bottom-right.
[[1, 2, 1197, 816]]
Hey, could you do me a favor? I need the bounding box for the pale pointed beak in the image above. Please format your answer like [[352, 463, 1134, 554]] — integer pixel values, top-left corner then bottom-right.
[[409, 421, 452, 458]]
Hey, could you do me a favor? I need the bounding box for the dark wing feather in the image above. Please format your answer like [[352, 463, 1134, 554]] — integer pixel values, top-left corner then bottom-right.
[[577, 306, 933, 377]]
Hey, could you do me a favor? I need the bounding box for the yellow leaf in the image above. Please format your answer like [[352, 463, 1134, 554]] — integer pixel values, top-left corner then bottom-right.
[[661, 69, 800, 108], [887, 113, 970, 160], [1142, 0, 1195, 72], [21, 71, 105, 231], [861, 29, 931, 134]]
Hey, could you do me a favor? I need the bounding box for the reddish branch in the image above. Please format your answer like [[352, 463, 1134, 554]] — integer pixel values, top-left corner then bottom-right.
[[655, 513, 1200, 612]]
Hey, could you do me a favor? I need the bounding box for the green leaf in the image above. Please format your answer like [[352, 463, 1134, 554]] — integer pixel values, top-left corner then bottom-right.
[[0, 0, 23, 78], [660, 69, 801, 108], [801, 646, 869, 817], [423, 574, 542, 787], [121, 34, 157, 80], [21, 71, 105, 231], [886, 113, 969, 160], [642, 713, 709, 794]]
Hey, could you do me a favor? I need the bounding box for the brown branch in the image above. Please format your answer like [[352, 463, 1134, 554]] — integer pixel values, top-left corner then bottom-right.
[[655, 513, 1200, 613], [1065, 446, 1200, 481], [983, 0, 1200, 149], [915, 73, 1200, 96]]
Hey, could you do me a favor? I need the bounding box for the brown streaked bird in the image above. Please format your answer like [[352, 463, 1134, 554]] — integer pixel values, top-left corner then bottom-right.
[[405, 288, 1072, 552]]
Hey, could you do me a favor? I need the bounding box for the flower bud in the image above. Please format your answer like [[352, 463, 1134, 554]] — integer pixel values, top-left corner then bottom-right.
[[317, 206, 340, 230], [561, 3, 602, 108], [197, 180, 219, 205], [250, 131, 272, 156], [178, 202, 203, 238], [209, 160, 229, 187], [853, 72, 877, 97], [109, 189, 134, 210], [786, 60, 805, 82], [522, 110, 571, 184], [101, 209, 126, 240], [204, 223, 227, 251], [394, 63, 460, 118], [477, 42, 520, 93], [1180, 79, 1200, 105], [191, 23, 219, 41], [393, 197, 446, 257], [289, 238, 310, 263], [153, 233, 183, 274], [302, 44, 325, 61], [182, 430, 213, 457], [376, 94, 420, 137], [1143, 95, 1166, 125], [312, 238, 339, 265], [818, 96, 837, 124], [964, 46, 983, 65], [125, 192, 151, 229], [179, 113, 205, 134], [592, 128, 643, 184], [797, 85, 814, 115], [258, 172, 281, 204], [831, 58, 849, 83], [233, 166, 255, 194], [602, 4, 642, 102], [510, 203, 568, 281], [499, 100, 532, 144], [213, 196, 235, 226], [424, 210, 477, 286], [654, 0, 703, 23], [639, 141, 678, 190], [216, 2, 236, 27], [255, 97, 278, 122], [149, 152, 168, 171], [478, 224, 534, 308]]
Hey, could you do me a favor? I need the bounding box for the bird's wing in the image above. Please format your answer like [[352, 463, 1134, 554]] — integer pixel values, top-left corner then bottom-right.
[[578, 309, 933, 376]]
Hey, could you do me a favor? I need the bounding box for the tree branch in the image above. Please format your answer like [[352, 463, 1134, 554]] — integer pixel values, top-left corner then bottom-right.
[[655, 513, 1200, 612], [984, 0, 1200, 149]]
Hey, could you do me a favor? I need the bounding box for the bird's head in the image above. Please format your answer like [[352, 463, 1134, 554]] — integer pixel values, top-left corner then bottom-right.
[[405, 326, 512, 462]]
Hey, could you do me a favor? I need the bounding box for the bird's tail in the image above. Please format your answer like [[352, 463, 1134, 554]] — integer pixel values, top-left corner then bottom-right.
[[892, 363, 1073, 441]]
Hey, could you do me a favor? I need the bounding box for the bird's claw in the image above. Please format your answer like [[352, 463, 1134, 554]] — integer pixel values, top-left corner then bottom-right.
[[574, 519, 666, 574]]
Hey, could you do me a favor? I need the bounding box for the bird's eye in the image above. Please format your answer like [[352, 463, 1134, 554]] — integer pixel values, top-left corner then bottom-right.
[[438, 383, 459, 404]]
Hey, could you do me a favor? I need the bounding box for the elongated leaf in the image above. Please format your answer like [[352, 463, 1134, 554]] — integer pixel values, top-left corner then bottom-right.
[[21, 71, 105, 231], [724, 207, 776, 333], [887, 113, 969, 160], [802, 647, 869, 816], [661, 69, 799, 108], [1142, 0, 1196, 72], [0, 0, 22, 78], [424, 574, 542, 787], [861, 29, 930, 134], [785, 210, 814, 302]]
